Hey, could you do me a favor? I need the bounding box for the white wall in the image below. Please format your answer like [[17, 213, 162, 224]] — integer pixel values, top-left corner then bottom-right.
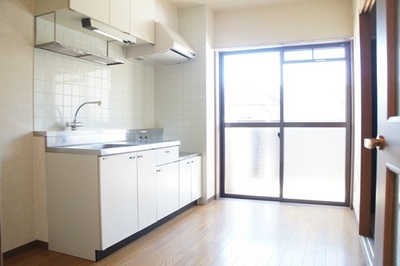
[[0, 0, 36, 252], [214, 0, 353, 49], [155, 0, 178, 30], [33, 22, 155, 131], [154, 5, 216, 203], [205, 8, 216, 202]]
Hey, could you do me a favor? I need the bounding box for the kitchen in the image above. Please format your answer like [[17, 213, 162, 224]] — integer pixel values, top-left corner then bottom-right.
[[0, 0, 383, 264]]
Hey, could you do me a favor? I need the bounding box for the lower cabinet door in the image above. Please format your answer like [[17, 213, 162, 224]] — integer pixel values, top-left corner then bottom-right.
[[99, 153, 138, 249], [137, 150, 157, 230], [156, 162, 179, 220], [179, 159, 192, 208], [191, 156, 202, 201]]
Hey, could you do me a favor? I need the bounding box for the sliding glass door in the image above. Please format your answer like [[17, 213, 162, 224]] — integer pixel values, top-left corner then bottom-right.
[[222, 51, 281, 198], [220, 43, 351, 205]]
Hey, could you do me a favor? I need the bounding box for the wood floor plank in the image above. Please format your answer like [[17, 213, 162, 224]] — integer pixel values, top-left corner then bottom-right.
[[4, 199, 366, 266]]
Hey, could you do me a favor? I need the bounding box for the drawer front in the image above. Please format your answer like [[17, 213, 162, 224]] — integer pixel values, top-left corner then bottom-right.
[[156, 146, 179, 165]]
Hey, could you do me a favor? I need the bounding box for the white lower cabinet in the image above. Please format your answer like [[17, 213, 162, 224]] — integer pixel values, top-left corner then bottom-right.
[[99, 153, 138, 249], [46, 152, 138, 261], [156, 162, 179, 220], [156, 146, 179, 165], [179, 155, 202, 208], [137, 150, 157, 230], [45, 145, 201, 261], [179, 159, 192, 208], [191, 156, 202, 201]]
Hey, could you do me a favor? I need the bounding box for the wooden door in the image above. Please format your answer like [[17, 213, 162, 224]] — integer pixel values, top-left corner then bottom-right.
[[366, 0, 400, 265], [359, 9, 376, 237]]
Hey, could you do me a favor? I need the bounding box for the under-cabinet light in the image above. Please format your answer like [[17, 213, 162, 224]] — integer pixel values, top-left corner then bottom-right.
[[81, 18, 136, 45]]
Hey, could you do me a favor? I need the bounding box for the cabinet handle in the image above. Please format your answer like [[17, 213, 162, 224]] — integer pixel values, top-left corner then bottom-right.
[[165, 150, 170, 153], [129, 156, 135, 159], [186, 162, 190, 164], [156, 169, 161, 172]]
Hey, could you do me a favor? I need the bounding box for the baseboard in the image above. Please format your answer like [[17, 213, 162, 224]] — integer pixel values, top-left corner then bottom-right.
[[3, 240, 48, 259], [207, 195, 215, 204]]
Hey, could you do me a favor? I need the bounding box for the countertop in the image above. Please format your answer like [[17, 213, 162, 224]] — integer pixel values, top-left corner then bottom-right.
[[35, 129, 200, 158], [46, 140, 181, 156], [179, 152, 201, 160]]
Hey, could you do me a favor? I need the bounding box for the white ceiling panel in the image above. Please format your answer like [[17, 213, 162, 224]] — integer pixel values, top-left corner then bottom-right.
[[165, 0, 313, 11]]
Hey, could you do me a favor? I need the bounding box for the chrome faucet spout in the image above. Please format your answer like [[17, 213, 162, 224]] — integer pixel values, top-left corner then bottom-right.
[[72, 101, 102, 124], [66, 100, 102, 131]]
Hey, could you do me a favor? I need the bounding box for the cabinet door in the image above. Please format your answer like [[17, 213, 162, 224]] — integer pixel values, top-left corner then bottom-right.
[[70, 0, 110, 25], [157, 162, 179, 220], [99, 153, 138, 249], [191, 156, 202, 201], [179, 159, 192, 208], [137, 150, 157, 230], [110, 0, 130, 33], [130, 0, 155, 43]]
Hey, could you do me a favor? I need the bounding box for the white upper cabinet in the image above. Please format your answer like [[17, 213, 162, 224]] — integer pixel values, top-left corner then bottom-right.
[[35, 0, 155, 43], [130, 0, 155, 43], [70, 0, 110, 25], [110, 0, 131, 33], [71, 0, 132, 33]]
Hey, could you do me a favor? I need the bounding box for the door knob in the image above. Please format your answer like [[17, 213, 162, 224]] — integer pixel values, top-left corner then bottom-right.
[[364, 135, 385, 150]]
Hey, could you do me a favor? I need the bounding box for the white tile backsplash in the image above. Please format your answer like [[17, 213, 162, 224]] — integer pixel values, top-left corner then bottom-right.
[[155, 6, 208, 153], [34, 22, 154, 131]]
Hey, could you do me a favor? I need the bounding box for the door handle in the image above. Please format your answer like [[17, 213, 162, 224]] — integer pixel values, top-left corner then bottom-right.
[[364, 135, 385, 150]]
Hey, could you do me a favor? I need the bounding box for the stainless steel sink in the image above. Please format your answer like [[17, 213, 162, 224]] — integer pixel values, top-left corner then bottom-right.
[[74, 143, 139, 149], [56, 142, 132, 150], [46, 139, 181, 155]]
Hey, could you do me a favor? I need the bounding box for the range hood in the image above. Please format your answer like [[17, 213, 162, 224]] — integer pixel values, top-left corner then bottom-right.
[[34, 12, 136, 66], [35, 42, 125, 66], [126, 22, 197, 65]]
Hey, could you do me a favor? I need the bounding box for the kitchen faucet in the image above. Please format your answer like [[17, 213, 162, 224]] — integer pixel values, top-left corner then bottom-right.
[[66, 100, 102, 131]]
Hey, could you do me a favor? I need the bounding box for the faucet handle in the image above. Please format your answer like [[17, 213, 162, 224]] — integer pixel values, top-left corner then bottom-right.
[[66, 121, 84, 131]]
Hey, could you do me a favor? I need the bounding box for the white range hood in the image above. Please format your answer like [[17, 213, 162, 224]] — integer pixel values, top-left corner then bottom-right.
[[34, 11, 136, 66], [126, 22, 197, 65]]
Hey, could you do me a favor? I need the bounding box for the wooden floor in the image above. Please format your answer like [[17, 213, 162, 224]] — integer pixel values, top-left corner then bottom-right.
[[4, 198, 366, 266]]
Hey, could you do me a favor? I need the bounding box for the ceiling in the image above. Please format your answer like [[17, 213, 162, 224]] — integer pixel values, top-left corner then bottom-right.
[[165, 0, 313, 11]]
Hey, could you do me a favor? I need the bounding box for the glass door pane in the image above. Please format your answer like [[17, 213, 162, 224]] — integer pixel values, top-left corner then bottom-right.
[[283, 128, 346, 202], [282, 57, 348, 203], [225, 128, 280, 197], [284, 61, 347, 122], [224, 52, 280, 123]]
